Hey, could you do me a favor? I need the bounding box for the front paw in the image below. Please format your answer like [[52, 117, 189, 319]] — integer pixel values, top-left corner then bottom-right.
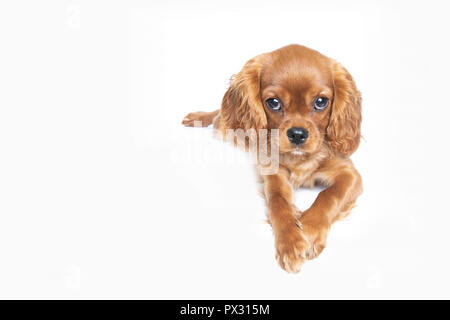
[[299, 212, 330, 260], [275, 225, 309, 273]]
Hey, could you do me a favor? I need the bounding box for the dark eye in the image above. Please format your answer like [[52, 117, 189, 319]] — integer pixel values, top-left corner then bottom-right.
[[265, 98, 282, 111], [314, 97, 329, 110]]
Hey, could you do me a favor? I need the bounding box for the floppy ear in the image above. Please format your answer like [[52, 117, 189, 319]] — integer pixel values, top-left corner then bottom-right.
[[327, 61, 362, 156], [220, 57, 267, 131]]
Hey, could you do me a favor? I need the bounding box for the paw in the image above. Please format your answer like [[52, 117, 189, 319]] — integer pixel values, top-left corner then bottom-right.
[[181, 112, 210, 127], [181, 113, 198, 127], [299, 212, 330, 260], [275, 225, 309, 273]]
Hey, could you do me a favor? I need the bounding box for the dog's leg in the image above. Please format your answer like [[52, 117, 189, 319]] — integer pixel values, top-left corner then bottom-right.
[[182, 109, 219, 127], [300, 161, 362, 259], [263, 168, 309, 273]]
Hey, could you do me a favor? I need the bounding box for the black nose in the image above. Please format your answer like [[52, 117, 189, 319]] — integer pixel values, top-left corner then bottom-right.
[[286, 127, 309, 145]]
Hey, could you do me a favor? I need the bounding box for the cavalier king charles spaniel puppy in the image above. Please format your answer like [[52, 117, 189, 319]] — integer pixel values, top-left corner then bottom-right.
[[182, 44, 362, 273]]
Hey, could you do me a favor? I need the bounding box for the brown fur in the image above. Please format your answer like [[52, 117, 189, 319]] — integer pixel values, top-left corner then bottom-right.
[[182, 44, 363, 273]]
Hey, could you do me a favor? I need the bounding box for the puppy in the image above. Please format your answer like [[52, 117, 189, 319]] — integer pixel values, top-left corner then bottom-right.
[[182, 44, 362, 273]]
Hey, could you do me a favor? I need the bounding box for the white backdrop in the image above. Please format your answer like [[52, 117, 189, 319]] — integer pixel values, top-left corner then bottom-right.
[[1, 0, 450, 299]]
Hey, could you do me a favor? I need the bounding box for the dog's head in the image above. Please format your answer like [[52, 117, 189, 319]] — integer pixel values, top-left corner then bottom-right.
[[221, 44, 361, 157]]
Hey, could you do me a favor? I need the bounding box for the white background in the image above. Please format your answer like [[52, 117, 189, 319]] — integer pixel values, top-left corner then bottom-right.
[[1, 0, 450, 299]]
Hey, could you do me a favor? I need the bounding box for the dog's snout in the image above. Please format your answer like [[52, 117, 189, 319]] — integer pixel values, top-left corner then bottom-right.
[[286, 127, 309, 145]]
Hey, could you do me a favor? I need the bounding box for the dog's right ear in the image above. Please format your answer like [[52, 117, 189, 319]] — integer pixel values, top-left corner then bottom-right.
[[221, 57, 267, 131], [327, 61, 362, 156]]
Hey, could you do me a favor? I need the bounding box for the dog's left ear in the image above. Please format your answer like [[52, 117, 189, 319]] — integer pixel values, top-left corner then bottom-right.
[[327, 61, 362, 156], [221, 56, 267, 131]]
